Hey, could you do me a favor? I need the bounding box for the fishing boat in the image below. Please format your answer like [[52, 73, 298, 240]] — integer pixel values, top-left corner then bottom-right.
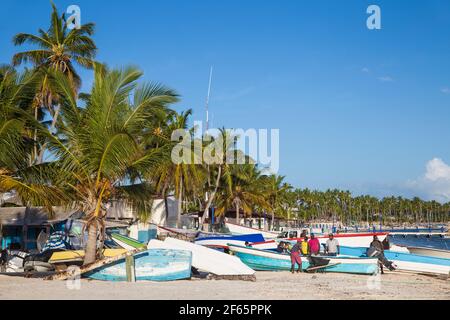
[[195, 234, 265, 249], [252, 233, 389, 250], [406, 247, 450, 260], [85, 249, 192, 282], [228, 244, 379, 275], [148, 238, 255, 276], [339, 246, 450, 276], [110, 233, 147, 251], [225, 222, 280, 239]]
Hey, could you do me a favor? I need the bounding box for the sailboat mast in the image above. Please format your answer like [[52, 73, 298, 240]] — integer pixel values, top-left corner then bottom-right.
[[205, 66, 213, 132]]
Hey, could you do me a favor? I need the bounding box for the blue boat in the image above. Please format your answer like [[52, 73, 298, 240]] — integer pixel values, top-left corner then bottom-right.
[[86, 249, 192, 282], [228, 244, 379, 275], [195, 234, 265, 249], [339, 246, 450, 275]]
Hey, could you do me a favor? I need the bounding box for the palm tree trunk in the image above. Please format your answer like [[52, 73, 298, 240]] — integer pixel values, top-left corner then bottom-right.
[[235, 200, 240, 225], [33, 107, 38, 165], [37, 105, 61, 164], [201, 166, 222, 228], [84, 221, 98, 265], [271, 212, 275, 231], [177, 176, 183, 228]]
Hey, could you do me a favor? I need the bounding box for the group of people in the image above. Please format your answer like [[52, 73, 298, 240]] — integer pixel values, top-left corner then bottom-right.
[[288, 234, 396, 275], [287, 233, 340, 274]]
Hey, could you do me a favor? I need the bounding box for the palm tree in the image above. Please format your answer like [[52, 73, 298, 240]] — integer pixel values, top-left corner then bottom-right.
[[47, 64, 178, 264], [151, 110, 203, 228], [0, 65, 67, 211], [12, 2, 97, 163], [261, 175, 291, 231], [214, 164, 269, 224], [200, 129, 246, 226]]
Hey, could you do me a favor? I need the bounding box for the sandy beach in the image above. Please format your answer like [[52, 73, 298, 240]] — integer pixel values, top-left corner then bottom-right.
[[1, 272, 448, 300]]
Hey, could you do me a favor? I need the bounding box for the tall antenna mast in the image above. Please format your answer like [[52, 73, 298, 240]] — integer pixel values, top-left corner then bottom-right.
[[205, 66, 213, 132]]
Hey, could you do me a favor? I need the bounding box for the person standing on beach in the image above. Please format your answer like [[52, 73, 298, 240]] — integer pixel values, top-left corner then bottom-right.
[[308, 234, 321, 255], [301, 236, 310, 256], [325, 234, 340, 256], [369, 235, 396, 274], [290, 240, 303, 273]]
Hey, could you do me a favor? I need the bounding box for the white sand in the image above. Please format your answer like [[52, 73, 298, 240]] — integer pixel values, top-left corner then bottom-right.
[[0, 272, 449, 300]]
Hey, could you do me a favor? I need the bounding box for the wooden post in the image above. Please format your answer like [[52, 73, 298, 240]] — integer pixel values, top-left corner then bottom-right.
[[125, 253, 136, 283]]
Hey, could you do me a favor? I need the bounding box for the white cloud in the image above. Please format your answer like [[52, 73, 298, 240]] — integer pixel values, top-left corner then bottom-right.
[[377, 76, 394, 82], [406, 158, 450, 203], [361, 67, 370, 73], [441, 87, 450, 94]]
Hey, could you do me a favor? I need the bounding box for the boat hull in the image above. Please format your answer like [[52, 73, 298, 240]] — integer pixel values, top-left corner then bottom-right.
[[407, 247, 450, 260], [225, 222, 279, 239], [148, 238, 255, 276], [228, 245, 378, 275], [110, 233, 147, 251], [252, 233, 388, 251], [195, 234, 265, 249], [86, 249, 192, 282], [340, 246, 450, 275]]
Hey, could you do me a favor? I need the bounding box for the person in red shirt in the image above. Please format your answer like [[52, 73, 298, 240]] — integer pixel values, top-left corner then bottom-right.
[[308, 233, 321, 256]]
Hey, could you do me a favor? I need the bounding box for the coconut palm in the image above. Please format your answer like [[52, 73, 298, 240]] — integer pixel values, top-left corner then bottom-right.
[[151, 109, 203, 228], [214, 164, 270, 224], [46, 64, 178, 264], [12, 2, 97, 163], [261, 175, 292, 230], [0, 65, 68, 210]]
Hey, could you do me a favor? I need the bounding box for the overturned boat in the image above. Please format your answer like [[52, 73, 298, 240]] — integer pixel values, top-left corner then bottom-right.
[[85, 249, 192, 282], [148, 238, 255, 276]]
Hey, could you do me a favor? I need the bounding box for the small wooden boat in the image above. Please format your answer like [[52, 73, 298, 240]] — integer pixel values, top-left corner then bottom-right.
[[110, 233, 147, 251], [49, 249, 128, 264], [148, 238, 255, 276], [228, 244, 379, 275], [85, 249, 192, 282], [340, 246, 450, 276], [406, 247, 450, 260], [195, 234, 265, 249], [225, 222, 280, 239]]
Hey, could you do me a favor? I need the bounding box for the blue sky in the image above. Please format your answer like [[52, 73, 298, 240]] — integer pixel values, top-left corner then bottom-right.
[[1, 0, 450, 201]]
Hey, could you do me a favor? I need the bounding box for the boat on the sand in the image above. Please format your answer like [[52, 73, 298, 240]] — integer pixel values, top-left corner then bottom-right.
[[225, 222, 280, 239], [252, 233, 389, 250], [195, 234, 265, 249], [148, 238, 255, 276], [339, 246, 450, 276], [406, 247, 450, 260], [228, 244, 379, 275], [85, 249, 192, 282]]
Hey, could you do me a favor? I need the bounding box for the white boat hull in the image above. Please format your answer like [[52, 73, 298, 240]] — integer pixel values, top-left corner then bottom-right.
[[407, 247, 450, 260], [225, 222, 279, 239], [252, 233, 389, 251]]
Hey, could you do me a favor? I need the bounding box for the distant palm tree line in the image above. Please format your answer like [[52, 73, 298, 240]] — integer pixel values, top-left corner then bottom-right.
[[271, 189, 450, 227], [0, 4, 448, 264]]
